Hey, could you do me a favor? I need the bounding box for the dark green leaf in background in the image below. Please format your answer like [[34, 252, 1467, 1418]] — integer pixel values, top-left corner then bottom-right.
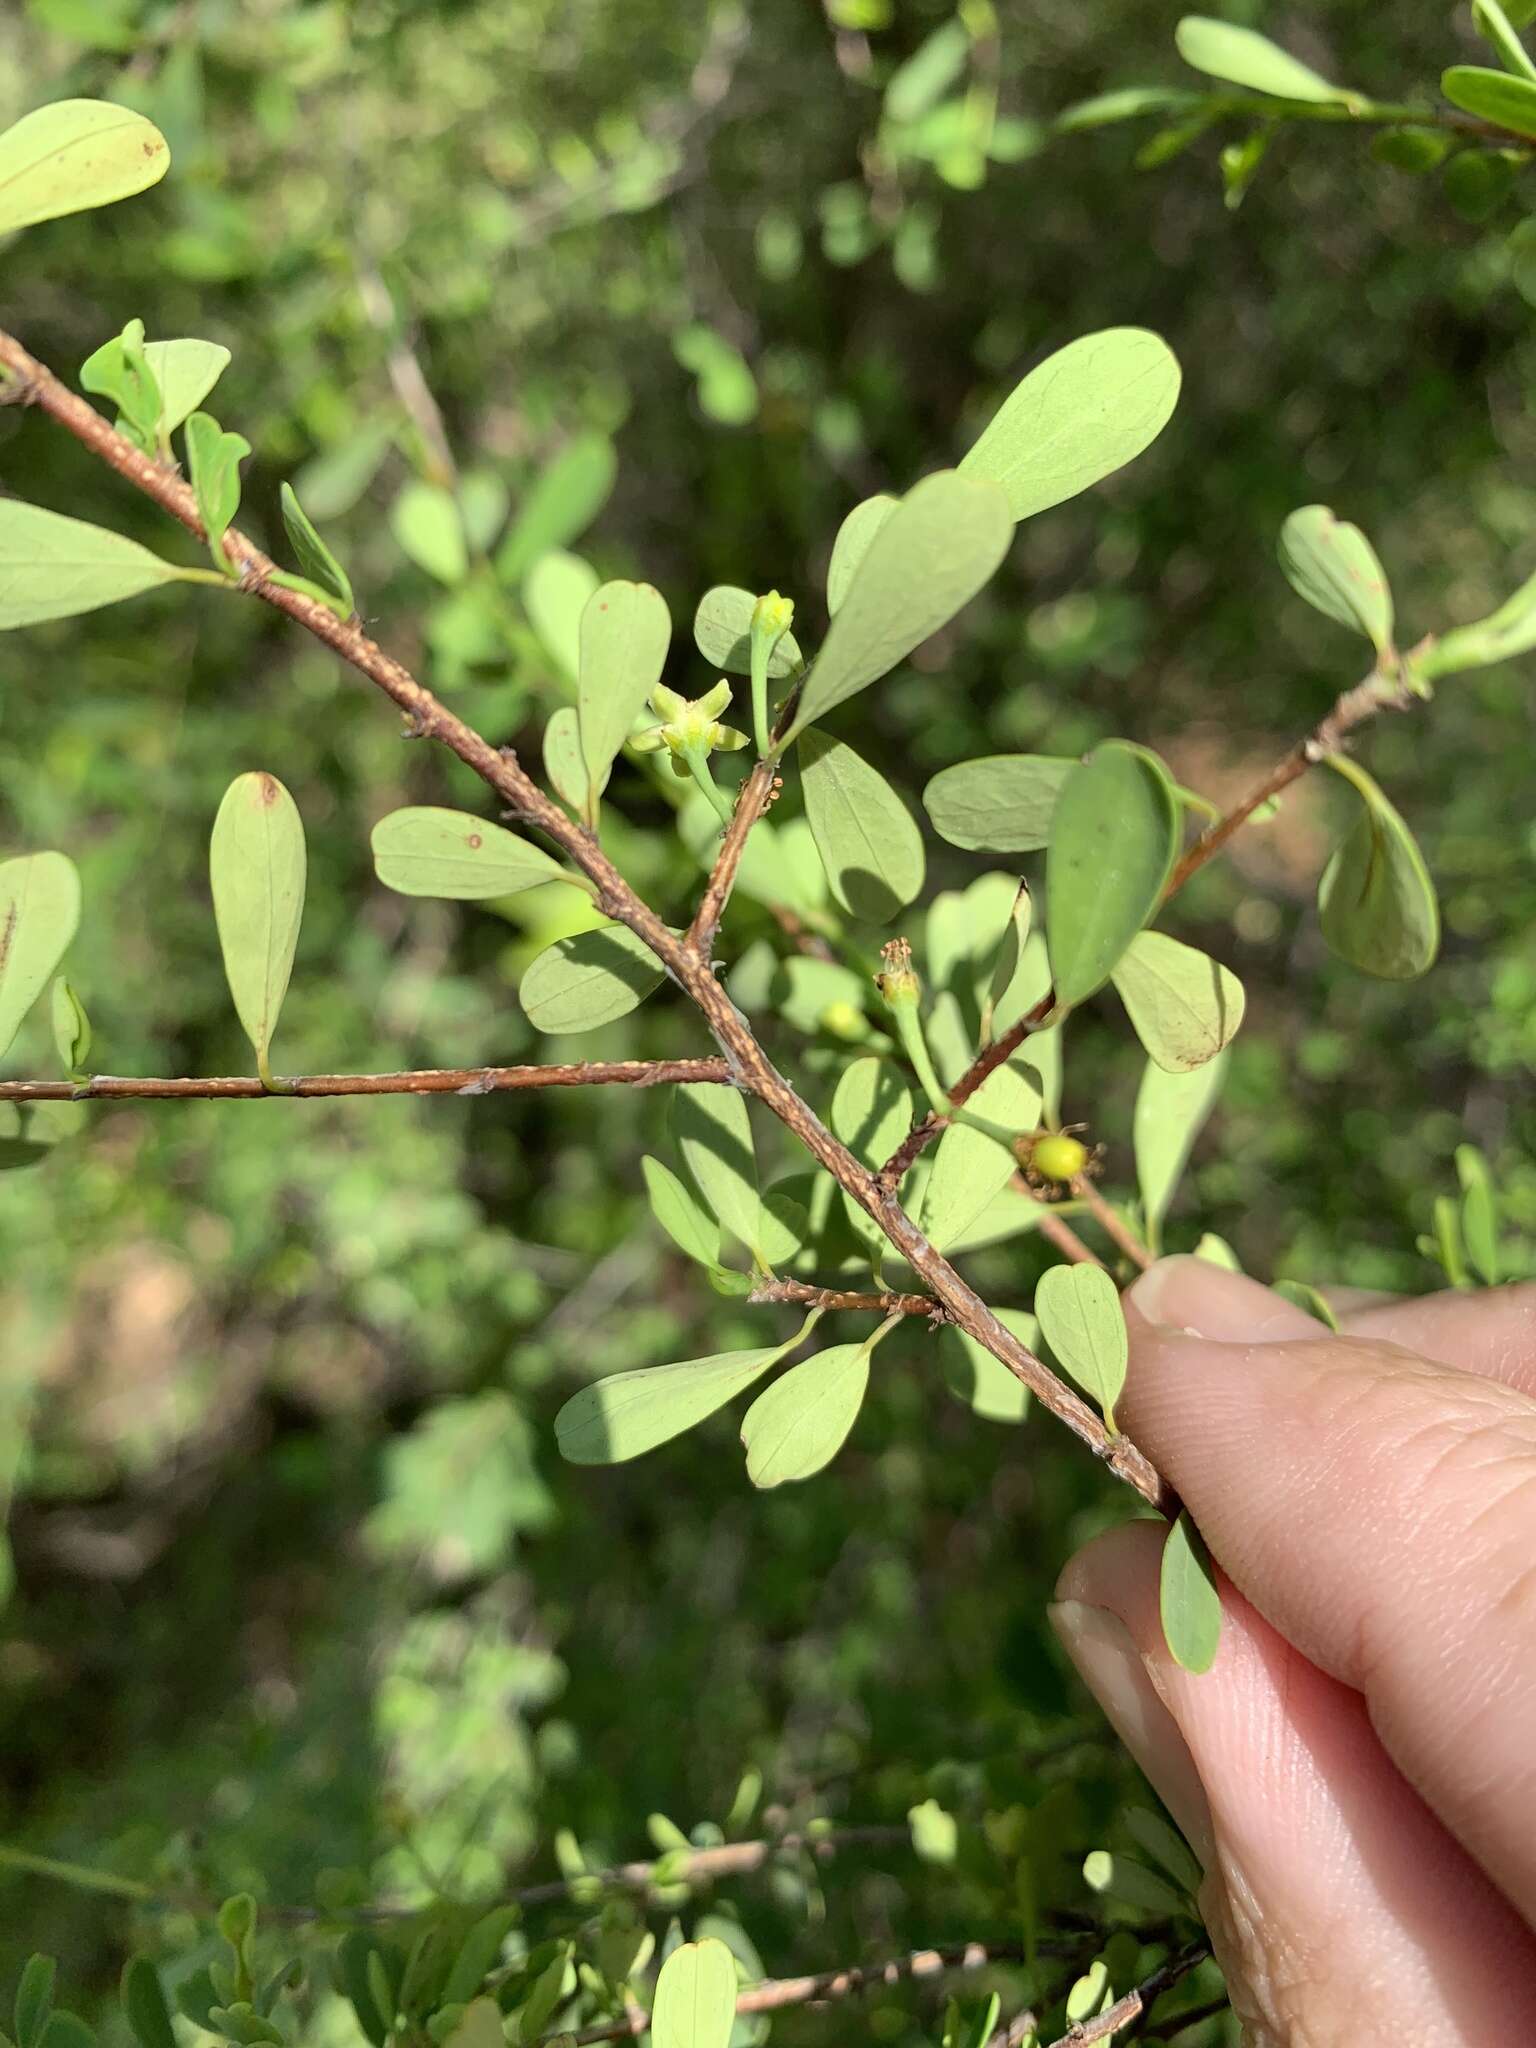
[[496, 433, 616, 583]]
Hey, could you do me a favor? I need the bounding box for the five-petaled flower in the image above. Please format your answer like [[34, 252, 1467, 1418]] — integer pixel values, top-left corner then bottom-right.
[[631, 680, 749, 776]]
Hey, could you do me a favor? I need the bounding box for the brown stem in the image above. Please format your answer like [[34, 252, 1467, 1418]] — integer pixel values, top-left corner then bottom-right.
[[688, 752, 779, 957], [0, 1059, 731, 1103], [1072, 1177, 1153, 1272], [1033, 1198, 1106, 1270], [749, 1278, 942, 1320], [0, 326, 1171, 1513], [1035, 1940, 1211, 2048]]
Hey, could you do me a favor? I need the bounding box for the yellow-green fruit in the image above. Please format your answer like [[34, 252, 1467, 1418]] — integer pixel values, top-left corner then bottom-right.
[[819, 1000, 865, 1040], [1031, 1133, 1088, 1182]]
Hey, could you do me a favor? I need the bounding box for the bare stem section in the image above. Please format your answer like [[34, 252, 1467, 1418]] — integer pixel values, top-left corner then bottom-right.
[[0, 1060, 731, 1102]]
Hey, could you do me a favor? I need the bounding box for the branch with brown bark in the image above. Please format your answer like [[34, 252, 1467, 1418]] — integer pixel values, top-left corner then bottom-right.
[[0, 1059, 731, 1103]]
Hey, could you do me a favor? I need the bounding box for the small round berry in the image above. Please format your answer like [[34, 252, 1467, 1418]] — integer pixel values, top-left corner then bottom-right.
[[1031, 1132, 1089, 1183]]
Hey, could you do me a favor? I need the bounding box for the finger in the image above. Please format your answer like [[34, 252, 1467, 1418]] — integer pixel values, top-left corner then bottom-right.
[[1340, 1283, 1536, 1397], [1052, 1523, 1536, 2046], [1121, 1255, 1536, 1926]]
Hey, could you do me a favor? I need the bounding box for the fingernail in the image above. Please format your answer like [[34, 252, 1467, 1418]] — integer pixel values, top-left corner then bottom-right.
[[1048, 1598, 1215, 1867], [1128, 1255, 1321, 1344]]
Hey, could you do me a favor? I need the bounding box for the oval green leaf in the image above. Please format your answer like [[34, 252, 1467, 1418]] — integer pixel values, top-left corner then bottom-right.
[[1046, 741, 1179, 1008], [543, 705, 597, 813], [144, 339, 229, 434], [496, 433, 616, 584], [210, 773, 306, 1081], [650, 1939, 738, 2048], [0, 852, 81, 1060], [923, 1060, 1040, 1252], [1034, 1262, 1127, 1431], [642, 1154, 721, 1270], [825, 495, 898, 614], [829, 1055, 912, 1249], [557, 1347, 787, 1465], [0, 100, 169, 236], [1317, 761, 1439, 980], [1175, 16, 1349, 102], [1473, 0, 1536, 81], [940, 1307, 1036, 1423], [1134, 1049, 1229, 1253], [1160, 1510, 1222, 1674], [741, 1343, 870, 1487], [121, 1959, 176, 2048], [50, 976, 91, 1077], [799, 731, 924, 924], [1442, 63, 1536, 136], [673, 1079, 761, 1257], [281, 483, 353, 616], [1277, 505, 1394, 655], [693, 586, 803, 677], [391, 481, 467, 585], [1111, 929, 1246, 1072], [1421, 560, 1536, 677], [578, 578, 672, 795], [371, 807, 569, 899], [785, 471, 1012, 741], [960, 328, 1181, 523], [923, 753, 1074, 852], [525, 549, 598, 684], [519, 922, 664, 1033], [0, 501, 195, 629]]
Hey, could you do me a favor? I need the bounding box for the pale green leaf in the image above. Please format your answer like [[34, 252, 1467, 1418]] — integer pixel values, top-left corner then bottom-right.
[[519, 923, 664, 1033], [678, 796, 825, 920], [1272, 1279, 1339, 1329], [185, 412, 250, 570], [209, 773, 306, 1079], [496, 433, 616, 583], [543, 706, 596, 812], [758, 1189, 810, 1268], [281, 484, 353, 616], [80, 319, 161, 450], [674, 1080, 761, 1257], [942, 1182, 1062, 1253], [650, 1940, 737, 2048], [960, 329, 1181, 522], [1420, 560, 1536, 677], [884, 21, 969, 123], [1111, 929, 1245, 1072], [143, 339, 229, 433], [692, 586, 803, 677], [0, 99, 169, 236], [785, 471, 1012, 741], [0, 852, 81, 1060], [923, 754, 1073, 852], [391, 480, 467, 585], [923, 1060, 1040, 1252], [1194, 1231, 1242, 1272], [1473, 0, 1536, 81], [1442, 63, 1536, 136], [0, 500, 196, 629], [825, 495, 898, 614], [799, 731, 924, 923], [1277, 505, 1394, 655], [371, 807, 569, 899], [741, 1343, 870, 1486], [1046, 742, 1179, 1007], [1456, 1143, 1501, 1286], [1135, 1050, 1229, 1253], [1160, 1510, 1222, 1673], [50, 975, 90, 1076], [0, 1099, 85, 1171], [829, 1055, 912, 1249], [907, 1797, 959, 1866], [940, 1307, 1036, 1423], [577, 579, 672, 792], [641, 1155, 721, 1270], [1317, 760, 1439, 980], [557, 1347, 785, 1463], [1034, 1263, 1127, 1430], [673, 325, 758, 425], [1175, 16, 1350, 102], [525, 549, 599, 684]]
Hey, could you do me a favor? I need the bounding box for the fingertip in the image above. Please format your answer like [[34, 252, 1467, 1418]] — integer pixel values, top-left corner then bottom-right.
[[1126, 1254, 1325, 1344]]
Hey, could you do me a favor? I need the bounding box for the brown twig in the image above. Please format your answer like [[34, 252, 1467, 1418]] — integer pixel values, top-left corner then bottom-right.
[[1036, 1941, 1211, 2048], [687, 753, 778, 958], [0, 1059, 731, 1103], [1033, 1200, 1107, 1269], [749, 1277, 943, 1320], [1072, 1178, 1153, 1272], [0, 324, 1170, 1513]]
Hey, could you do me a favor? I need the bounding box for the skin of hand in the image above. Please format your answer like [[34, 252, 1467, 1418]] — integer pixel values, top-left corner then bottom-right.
[[1048, 1257, 1536, 2046]]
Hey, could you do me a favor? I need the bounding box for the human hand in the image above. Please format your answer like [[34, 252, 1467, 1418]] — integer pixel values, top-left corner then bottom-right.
[[1049, 1256, 1536, 2044]]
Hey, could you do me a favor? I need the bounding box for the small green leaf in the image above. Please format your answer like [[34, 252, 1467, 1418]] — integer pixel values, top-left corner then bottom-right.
[[785, 471, 1012, 741], [577, 579, 672, 802], [1193, 1231, 1242, 1272], [798, 731, 924, 923], [923, 1061, 1040, 1252], [829, 1055, 913, 1250], [543, 706, 592, 812], [50, 976, 90, 1078], [443, 1912, 518, 2010], [496, 433, 616, 583], [1034, 1263, 1127, 1431], [673, 325, 758, 425], [1277, 505, 1394, 655], [558, 1345, 790, 1464], [1, 853, 82, 1061], [642, 1155, 721, 1269], [1134, 1050, 1229, 1255], [1456, 1143, 1501, 1286], [0, 99, 169, 236], [16, 1957, 55, 2048], [883, 20, 969, 122], [1111, 930, 1245, 1072], [1419, 559, 1536, 677], [1317, 759, 1439, 980], [960, 328, 1181, 523], [209, 773, 306, 1086], [519, 923, 665, 1033], [692, 586, 803, 677], [525, 549, 598, 683], [1473, 0, 1536, 80], [940, 1308, 1036, 1423], [1443, 146, 1517, 221], [1442, 63, 1536, 136], [674, 1080, 762, 1259], [80, 319, 162, 451], [1220, 128, 1270, 210], [1054, 86, 1204, 131], [391, 481, 468, 585], [1371, 126, 1453, 172], [907, 1797, 959, 1865], [280, 483, 354, 617], [142, 339, 229, 434], [120, 1961, 175, 2048], [1175, 16, 1350, 102], [825, 495, 898, 615], [649, 1939, 737, 2048], [1124, 1805, 1204, 1896], [1046, 742, 1179, 1008], [336, 1934, 390, 2048], [1272, 1280, 1340, 1329], [371, 807, 570, 899], [185, 412, 251, 573], [742, 1342, 871, 1486], [923, 754, 1074, 852], [0, 501, 199, 629], [1160, 1510, 1222, 1673]]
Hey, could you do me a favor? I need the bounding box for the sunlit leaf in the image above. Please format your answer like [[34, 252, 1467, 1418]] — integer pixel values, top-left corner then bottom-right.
[[1111, 930, 1245, 1072], [0, 852, 81, 1061], [1134, 1049, 1229, 1254], [577, 579, 672, 799], [673, 325, 758, 425], [742, 1343, 870, 1486], [940, 1307, 1036, 1423], [519, 923, 665, 1033], [1316, 760, 1439, 980], [80, 319, 162, 450], [391, 480, 467, 584], [143, 339, 229, 434], [674, 1080, 762, 1259], [960, 328, 1181, 522], [0, 100, 169, 236], [1160, 1510, 1222, 1673], [1277, 505, 1394, 655], [1442, 64, 1536, 137], [1456, 1142, 1501, 1286], [799, 731, 924, 923], [758, 1189, 810, 1268], [280, 484, 354, 617], [1194, 1231, 1242, 1272], [0, 501, 198, 629], [829, 1055, 912, 1250], [1082, 1850, 1188, 1918], [643, 1155, 722, 1270], [209, 773, 306, 1085], [923, 1061, 1040, 1252], [1046, 742, 1179, 1008], [825, 495, 898, 614], [1175, 16, 1350, 102], [557, 1347, 787, 1464], [524, 549, 598, 684], [692, 586, 803, 677], [495, 433, 616, 583], [1034, 1263, 1127, 1431], [785, 471, 1012, 741], [650, 1939, 738, 2048], [185, 412, 251, 572], [923, 754, 1074, 852], [371, 807, 569, 899], [884, 20, 969, 123]]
